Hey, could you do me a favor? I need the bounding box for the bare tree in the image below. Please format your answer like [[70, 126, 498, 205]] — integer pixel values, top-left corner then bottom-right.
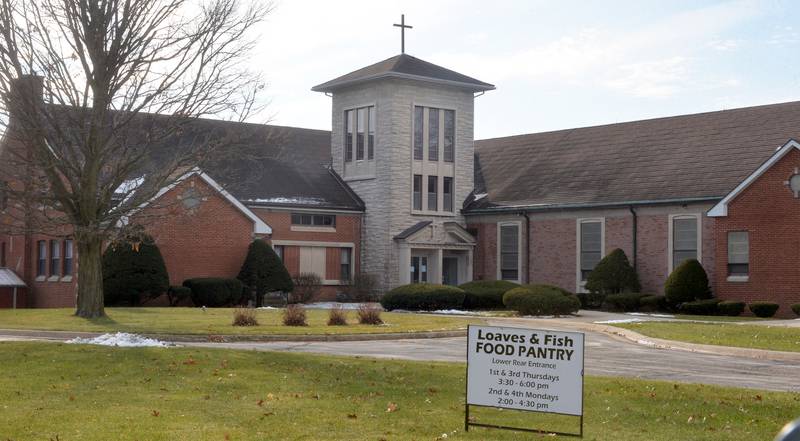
[[0, 0, 272, 317]]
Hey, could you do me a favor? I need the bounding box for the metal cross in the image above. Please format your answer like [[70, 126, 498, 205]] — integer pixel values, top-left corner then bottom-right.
[[393, 14, 413, 54]]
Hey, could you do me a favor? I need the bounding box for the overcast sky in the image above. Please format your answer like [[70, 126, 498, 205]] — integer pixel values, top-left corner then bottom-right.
[[251, 0, 800, 139]]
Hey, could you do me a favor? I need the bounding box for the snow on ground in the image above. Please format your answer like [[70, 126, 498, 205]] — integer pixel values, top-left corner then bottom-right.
[[429, 309, 486, 316], [637, 339, 658, 346], [627, 312, 675, 318], [304, 302, 381, 310], [67, 332, 171, 348], [594, 318, 646, 324]]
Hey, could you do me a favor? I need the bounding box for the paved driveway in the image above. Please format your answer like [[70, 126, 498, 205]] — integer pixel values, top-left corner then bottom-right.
[[185, 320, 800, 393]]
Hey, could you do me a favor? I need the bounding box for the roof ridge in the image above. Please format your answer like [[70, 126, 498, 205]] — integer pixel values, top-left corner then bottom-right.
[[476, 100, 800, 143]]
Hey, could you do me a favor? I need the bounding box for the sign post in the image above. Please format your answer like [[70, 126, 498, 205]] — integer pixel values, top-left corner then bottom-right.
[[465, 325, 585, 437]]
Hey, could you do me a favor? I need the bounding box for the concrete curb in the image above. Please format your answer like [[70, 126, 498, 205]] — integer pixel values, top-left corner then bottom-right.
[[487, 317, 800, 362], [0, 328, 468, 343]]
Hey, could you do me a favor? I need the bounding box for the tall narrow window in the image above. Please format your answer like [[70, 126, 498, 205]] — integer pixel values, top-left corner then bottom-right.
[[412, 175, 422, 210], [340, 247, 352, 281], [0, 241, 6, 267], [413, 106, 423, 160], [428, 108, 439, 161], [727, 231, 749, 276], [36, 240, 46, 277], [368, 106, 375, 160], [427, 176, 438, 211], [580, 221, 602, 281], [500, 224, 519, 281], [50, 240, 61, 277], [344, 110, 353, 162], [356, 107, 365, 160], [0, 180, 7, 211], [411, 256, 428, 283], [443, 109, 455, 162], [63, 239, 74, 277], [443, 177, 454, 212], [672, 217, 698, 270], [273, 245, 284, 261]]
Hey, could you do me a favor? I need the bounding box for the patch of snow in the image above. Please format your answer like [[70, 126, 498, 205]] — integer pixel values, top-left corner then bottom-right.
[[627, 312, 675, 318], [594, 318, 645, 324], [305, 302, 381, 310], [429, 309, 485, 316], [256, 306, 279, 310], [472, 193, 488, 202], [244, 197, 326, 205], [66, 332, 171, 347], [637, 339, 657, 346]]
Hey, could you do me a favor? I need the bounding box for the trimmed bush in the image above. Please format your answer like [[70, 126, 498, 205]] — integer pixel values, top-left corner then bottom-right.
[[664, 259, 711, 305], [102, 235, 169, 306], [291, 272, 322, 304], [792, 303, 800, 317], [459, 280, 520, 310], [602, 292, 648, 312], [639, 295, 667, 312], [283, 304, 307, 326], [576, 292, 606, 310], [327, 306, 348, 326], [338, 274, 379, 302], [502, 284, 580, 316], [166, 285, 192, 307], [585, 248, 641, 295], [183, 277, 244, 307], [232, 307, 258, 326], [356, 304, 383, 325], [380, 284, 466, 311], [748, 302, 780, 318], [237, 240, 293, 307], [679, 299, 721, 316], [717, 301, 746, 317]]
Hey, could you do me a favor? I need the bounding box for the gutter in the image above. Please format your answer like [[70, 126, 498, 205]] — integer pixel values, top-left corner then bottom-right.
[[628, 205, 637, 271], [521, 211, 531, 284], [463, 196, 722, 215]]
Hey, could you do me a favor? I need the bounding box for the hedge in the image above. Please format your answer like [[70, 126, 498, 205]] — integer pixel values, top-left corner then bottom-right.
[[183, 278, 244, 307], [502, 284, 580, 316], [380, 284, 466, 311], [664, 259, 711, 305], [748, 302, 780, 318], [166, 285, 192, 307], [102, 236, 169, 306], [585, 248, 641, 294], [459, 280, 519, 310], [639, 295, 667, 312], [792, 303, 800, 317], [576, 292, 606, 310], [602, 292, 649, 312], [679, 299, 721, 316], [238, 240, 293, 307], [717, 301, 745, 317]]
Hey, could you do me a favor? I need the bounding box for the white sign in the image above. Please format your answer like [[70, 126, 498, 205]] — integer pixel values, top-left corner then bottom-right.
[[466, 325, 584, 416]]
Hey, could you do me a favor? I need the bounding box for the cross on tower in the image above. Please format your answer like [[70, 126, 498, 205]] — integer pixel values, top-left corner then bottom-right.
[[393, 14, 413, 54]]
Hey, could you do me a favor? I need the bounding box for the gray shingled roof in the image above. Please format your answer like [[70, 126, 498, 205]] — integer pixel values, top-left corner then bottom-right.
[[467, 101, 800, 212], [312, 54, 495, 93], [393, 221, 432, 240], [0, 268, 25, 287]]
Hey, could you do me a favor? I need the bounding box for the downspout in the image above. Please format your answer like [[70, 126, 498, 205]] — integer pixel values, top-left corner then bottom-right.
[[628, 205, 637, 271], [521, 211, 531, 284]]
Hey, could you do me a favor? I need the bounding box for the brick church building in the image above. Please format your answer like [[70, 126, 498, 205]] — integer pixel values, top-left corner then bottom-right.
[[2, 52, 800, 315]]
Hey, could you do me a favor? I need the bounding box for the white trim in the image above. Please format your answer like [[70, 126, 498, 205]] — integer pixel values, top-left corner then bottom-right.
[[496, 221, 522, 283], [290, 225, 337, 233], [127, 169, 272, 235], [708, 139, 800, 217], [667, 213, 702, 274], [248, 205, 362, 215], [271, 240, 355, 248], [576, 217, 605, 293], [726, 275, 749, 283]]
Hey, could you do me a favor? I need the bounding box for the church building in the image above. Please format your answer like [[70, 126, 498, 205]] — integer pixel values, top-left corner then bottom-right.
[[2, 45, 800, 315]]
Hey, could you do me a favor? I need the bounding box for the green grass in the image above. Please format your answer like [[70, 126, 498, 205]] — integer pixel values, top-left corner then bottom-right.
[[0, 342, 797, 440], [0, 307, 477, 335], [613, 322, 800, 352], [673, 314, 773, 322]]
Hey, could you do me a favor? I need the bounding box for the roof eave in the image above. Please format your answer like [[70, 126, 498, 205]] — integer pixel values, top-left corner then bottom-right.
[[312, 72, 495, 93], [463, 196, 724, 215]]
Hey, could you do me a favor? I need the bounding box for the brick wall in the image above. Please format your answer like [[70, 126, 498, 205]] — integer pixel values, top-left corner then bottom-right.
[[467, 203, 716, 295], [714, 148, 800, 317]]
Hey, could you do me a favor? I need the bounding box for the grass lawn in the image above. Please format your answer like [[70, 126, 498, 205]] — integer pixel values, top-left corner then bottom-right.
[[1, 342, 797, 441], [0, 307, 478, 336], [613, 321, 800, 352], [673, 314, 773, 322]]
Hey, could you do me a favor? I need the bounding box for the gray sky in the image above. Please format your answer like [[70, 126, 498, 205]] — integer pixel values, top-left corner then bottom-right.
[[251, 0, 800, 139]]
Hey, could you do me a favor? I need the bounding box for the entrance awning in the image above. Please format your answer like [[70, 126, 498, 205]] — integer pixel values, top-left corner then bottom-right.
[[0, 268, 26, 309]]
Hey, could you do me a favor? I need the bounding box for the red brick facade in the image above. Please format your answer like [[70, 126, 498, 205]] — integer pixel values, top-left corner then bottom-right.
[[714, 148, 800, 316]]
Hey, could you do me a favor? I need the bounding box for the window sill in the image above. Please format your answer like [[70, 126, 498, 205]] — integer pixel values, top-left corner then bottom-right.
[[726, 275, 749, 283], [60, 276, 73, 283], [410, 210, 457, 217], [35, 276, 46, 282], [290, 226, 336, 233], [47, 276, 60, 282]]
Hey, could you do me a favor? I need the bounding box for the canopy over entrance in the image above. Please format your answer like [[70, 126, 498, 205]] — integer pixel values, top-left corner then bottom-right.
[[0, 268, 26, 309]]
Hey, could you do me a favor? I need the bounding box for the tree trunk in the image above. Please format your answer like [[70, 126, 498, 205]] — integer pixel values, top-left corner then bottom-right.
[[75, 233, 105, 318]]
